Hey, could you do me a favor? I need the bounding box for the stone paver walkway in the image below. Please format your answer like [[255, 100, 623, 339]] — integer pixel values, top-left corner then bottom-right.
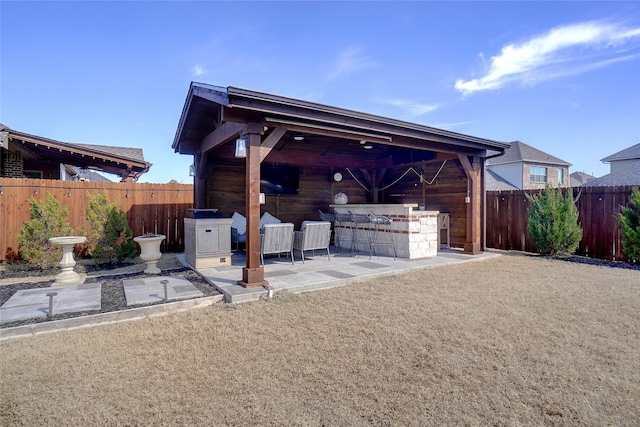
[[122, 276, 203, 305], [0, 282, 102, 324]]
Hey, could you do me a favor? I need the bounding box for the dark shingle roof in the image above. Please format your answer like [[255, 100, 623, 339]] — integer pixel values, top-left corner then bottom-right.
[[72, 143, 146, 163], [486, 140, 571, 166], [485, 169, 519, 191], [570, 171, 596, 187], [583, 160, 640, 187], [1, 124, 147, 164], [601, 143, 640, 163]]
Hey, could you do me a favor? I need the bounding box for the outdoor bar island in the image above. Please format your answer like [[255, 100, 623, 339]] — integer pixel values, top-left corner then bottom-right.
[[330, 204, 440, 259]]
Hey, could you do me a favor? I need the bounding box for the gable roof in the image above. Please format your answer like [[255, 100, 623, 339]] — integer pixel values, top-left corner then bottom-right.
[[1, 124, 151, 181], [583, 160, 640, 187], [485, 168, 519, 191], [570, 171, 596, 187], [601, 143, 640, 163], [173, 83, 509, 164], [486, 140, 571, 167]]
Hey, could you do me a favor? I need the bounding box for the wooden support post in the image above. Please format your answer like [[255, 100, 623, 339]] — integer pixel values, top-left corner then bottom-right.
[[238, 125, 268, 288], [458, 154, 483, 255], [193, 175, 205, 209]]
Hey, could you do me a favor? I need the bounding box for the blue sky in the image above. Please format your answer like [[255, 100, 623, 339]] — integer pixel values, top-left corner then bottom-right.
[[2, 1, 639, 183]]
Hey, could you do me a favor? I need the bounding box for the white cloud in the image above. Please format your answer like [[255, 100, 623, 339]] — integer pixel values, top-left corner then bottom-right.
[[455, 21, 640, 96], [326, 47, 377, 81], [430, 120, 478, 131], [192, 64, 205, 77], [387, 99, 439, 117]]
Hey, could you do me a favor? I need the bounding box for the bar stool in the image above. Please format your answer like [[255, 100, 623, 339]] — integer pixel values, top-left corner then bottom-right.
[[317, 209, 337, 248], [349, 211, 373, 255], [367, 210, 397, 260], [333, 212, 353, 253]]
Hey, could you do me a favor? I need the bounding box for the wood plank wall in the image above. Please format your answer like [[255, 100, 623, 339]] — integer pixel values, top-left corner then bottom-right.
[[206, 158, 469, 248], [378, 159, 468, 247], [206, 160, 370, 227], [0, 178, 194, 261], [486, 186, 636, 261]]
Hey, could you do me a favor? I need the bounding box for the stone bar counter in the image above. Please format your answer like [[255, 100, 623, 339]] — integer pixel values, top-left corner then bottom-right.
[[329, 204, 439, 259]]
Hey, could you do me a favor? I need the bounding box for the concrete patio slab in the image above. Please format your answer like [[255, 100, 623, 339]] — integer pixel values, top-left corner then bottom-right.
[[186, 248, 501, 303]]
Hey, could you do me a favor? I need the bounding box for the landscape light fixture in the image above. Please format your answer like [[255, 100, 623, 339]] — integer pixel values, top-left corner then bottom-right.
[[235, 137, 247, 158]]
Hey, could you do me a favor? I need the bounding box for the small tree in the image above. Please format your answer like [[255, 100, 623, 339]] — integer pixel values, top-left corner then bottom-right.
[[82, 193, 136, 264], [17, 193, 74, 269], [618, 186, 640, 262], [526, 186, 583, 256]]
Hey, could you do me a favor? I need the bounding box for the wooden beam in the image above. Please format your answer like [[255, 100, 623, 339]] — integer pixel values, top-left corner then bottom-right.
[[280, 123, 392, 145], [221, 105, 264, 124], [201, 122, 245, 155], [174, 140, 199, 155], [260, 126, 287, 162], [375, 168, 388, 187], [392, 135, 484, 156], [262, 151, 379, 169]]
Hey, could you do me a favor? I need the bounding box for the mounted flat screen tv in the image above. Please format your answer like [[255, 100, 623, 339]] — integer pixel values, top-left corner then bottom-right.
[[260, 164, 300, 195]]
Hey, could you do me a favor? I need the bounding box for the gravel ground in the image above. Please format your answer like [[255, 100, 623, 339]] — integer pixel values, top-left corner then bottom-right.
[[558, 254, 640, 270], [0, 254, 220, 329]]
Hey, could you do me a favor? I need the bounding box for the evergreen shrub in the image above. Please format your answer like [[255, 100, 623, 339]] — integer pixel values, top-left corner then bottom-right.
[[618, 186, 640, 262], [526, 186, 583, 256], [17, 193, 74, 269], [82, 193, 136, 264]]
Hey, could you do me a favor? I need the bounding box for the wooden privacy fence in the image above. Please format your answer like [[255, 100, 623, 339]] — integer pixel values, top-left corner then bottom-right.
[[0, 178, 194, 262], [486, 186, 636, 261]]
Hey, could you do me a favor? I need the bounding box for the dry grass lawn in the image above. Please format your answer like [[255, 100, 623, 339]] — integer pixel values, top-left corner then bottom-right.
[[1, 254, 639, 426]]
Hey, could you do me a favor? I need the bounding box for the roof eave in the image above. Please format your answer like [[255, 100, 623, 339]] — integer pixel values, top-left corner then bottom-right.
[[172, 82, 230, 151], [226, 85, 509, 152]]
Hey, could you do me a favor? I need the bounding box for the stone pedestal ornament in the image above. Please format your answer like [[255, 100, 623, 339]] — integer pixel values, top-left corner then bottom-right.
[[48, 236, 87, 285], [134, 234, 166, 274]]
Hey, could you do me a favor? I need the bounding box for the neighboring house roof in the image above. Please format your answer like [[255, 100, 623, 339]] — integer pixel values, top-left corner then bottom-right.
[[64, 165, 112, 182], [485, 169, 519, 191], [72, 143, 146, 164], [570, 171, 596, 187], [486, 140, 571, 167], [583, 160, 640, 187], [1, 124, 151, 181], [601, 143, 640, 163]]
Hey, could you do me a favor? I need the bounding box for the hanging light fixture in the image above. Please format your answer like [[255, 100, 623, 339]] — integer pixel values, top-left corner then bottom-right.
[[235, 137, 247, 158]]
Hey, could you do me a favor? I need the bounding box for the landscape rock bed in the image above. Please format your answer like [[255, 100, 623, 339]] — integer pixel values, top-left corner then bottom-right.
[[0, 260, 220, 329]]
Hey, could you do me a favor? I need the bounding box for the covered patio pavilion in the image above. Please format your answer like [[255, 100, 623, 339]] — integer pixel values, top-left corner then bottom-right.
[[172, 83, 508, 288]]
